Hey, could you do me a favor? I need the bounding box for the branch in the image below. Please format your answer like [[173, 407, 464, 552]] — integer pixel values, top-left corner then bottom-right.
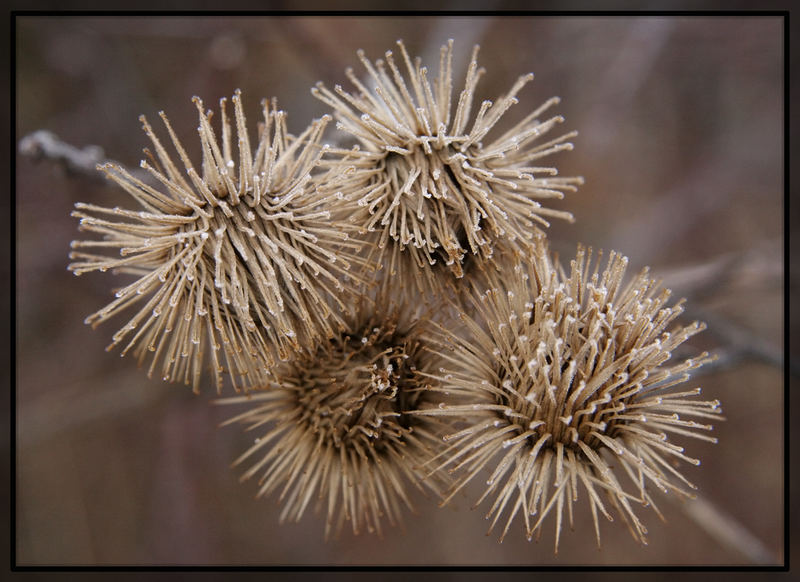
[[673, 492, 779, 565], [18, 130, 109, 181], [654, 244, 789, 376]]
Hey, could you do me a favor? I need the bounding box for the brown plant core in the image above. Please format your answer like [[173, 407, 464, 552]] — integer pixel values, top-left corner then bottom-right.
[[290, 327, 422, 451]]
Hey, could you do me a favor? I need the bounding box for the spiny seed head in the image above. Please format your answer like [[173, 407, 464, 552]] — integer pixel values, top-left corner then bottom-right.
[[217, 300, 448, 539], [417, 237, 722, 551], [68, 91, 367, 393], [313, 39, 582, 295]]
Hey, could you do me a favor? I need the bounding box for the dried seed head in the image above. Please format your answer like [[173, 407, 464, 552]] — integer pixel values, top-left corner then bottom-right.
[[217, 301, 447, 539], [418, 237, 722, 551], [313, 39, 582, 294], [69, 91, 366, 392]]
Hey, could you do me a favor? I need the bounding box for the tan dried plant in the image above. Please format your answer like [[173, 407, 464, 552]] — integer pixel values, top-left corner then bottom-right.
[[57, 38, 728, 555], [69, 91, 367, 392], [217, 298, 448, 539], [415, 238, 722, 552], [313, 39, 583, 295]]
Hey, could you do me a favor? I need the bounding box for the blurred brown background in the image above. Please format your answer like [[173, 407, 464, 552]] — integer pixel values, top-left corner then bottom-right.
[[15, 14, 785, 566]]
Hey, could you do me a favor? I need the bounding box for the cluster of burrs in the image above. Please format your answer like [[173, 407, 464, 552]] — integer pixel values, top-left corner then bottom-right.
[[69, 39, 721, 549]]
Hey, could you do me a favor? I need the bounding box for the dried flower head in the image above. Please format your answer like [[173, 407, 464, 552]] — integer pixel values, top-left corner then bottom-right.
[[69, 91, 364, 392], [313, 39, 583, 293], [217, 300, 446, 538], [417, 240, 722, 551]]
